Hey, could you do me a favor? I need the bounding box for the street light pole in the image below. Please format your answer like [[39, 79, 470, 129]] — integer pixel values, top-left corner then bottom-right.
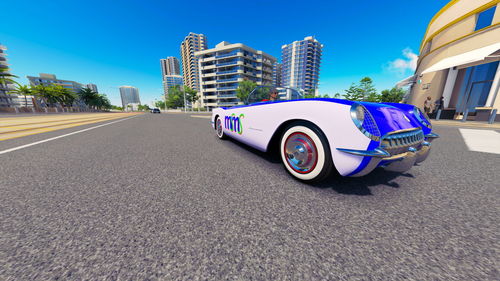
[[183, 86, 186, 113]]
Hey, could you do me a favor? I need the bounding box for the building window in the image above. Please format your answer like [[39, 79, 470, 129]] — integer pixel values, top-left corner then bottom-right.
[[475, 6, 496, 31]]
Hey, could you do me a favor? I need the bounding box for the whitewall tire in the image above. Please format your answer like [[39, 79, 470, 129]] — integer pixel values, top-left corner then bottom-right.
[[280, 123, 333, 182]]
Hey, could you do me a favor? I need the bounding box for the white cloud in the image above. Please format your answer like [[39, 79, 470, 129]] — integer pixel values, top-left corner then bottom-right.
[[387, 48, 418, 75]]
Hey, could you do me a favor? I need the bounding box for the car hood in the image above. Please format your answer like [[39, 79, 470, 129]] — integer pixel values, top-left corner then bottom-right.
[[312, 98, 424, 136], [359, 102, 420, 136]]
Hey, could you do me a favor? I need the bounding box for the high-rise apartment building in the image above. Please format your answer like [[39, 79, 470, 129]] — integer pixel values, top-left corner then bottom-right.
[[160, 57, 180, 76], [281, 36, 323, 94], [180, 33, 207, 91], [119, 86, 141, 109], [196, 41, 276, 110], [86, 83, 98, 92], [160, 57, 182, 97], [272, 62, 282, 88]]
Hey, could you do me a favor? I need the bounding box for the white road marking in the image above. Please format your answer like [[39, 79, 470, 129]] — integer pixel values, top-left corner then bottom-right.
[[190, 115, 211, 119], [459, 129, 500, 155], [0, 115, 140, 155]]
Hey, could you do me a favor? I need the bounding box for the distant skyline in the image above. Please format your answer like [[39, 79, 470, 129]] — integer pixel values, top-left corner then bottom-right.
[[0, 0, 449, 106]]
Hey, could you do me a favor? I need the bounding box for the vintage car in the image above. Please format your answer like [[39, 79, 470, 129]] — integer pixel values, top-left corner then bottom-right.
[[211, 87, 438, 182]]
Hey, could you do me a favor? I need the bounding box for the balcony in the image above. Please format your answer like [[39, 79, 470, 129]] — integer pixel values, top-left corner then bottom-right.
[[201, 56, 216, 62], [218, 94, 237, 98], [216, 86, 238, 91], [202, 64, 217, 69], [216, 69, 239, 75], [216, 60, 241, 67], [202, 80, 217, 85], [217, 101, 239, 106], [216, 52, 242, 59], [216, 77, 239, 83]]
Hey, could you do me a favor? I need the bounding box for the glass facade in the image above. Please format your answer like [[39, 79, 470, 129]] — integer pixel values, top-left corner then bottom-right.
[[455, 61, 499, 113], [163, 75, 183, 98], [119, 86, 141, 108]]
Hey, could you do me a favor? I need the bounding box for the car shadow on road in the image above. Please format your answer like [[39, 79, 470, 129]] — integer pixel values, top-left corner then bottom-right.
[[311, 169, 414, 196], [225, 137, 413, 196], [225, 137, 282, 164]]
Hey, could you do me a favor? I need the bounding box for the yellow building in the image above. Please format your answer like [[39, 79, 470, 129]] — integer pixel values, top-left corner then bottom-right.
[[406, 0, 500, 121]]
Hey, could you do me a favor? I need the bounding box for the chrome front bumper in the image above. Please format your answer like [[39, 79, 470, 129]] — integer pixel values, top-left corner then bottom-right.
[[338, 132, 438, 177]]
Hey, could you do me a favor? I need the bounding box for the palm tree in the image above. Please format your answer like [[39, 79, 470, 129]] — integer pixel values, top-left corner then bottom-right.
[[78, 87, 98, 108], [31, 84, 53, 107], [60, 89, 77, 108], [50, 85, 76, 108], [0, 66, 19, 105], [9, 84, 32, 107], [0, 66, 18, 87]]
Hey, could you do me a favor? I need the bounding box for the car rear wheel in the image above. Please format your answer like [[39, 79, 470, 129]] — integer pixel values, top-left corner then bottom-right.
[[280, 123, 333, 182], [215, 117, 226, 139]]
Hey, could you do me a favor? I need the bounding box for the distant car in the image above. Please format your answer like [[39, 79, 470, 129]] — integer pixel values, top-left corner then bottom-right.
[[211, 86, 438, 182], [151, 108, 161, 114]]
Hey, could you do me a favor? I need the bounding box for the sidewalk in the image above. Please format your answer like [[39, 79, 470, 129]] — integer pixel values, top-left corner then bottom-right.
[[432, 119, 500, 129]]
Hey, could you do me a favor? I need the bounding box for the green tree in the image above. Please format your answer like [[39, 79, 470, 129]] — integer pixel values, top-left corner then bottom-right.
[[155, 100, 166, 110], [0, 66, 18, 88], [90, 94, 112, 110], [333, 93, 342, 98], [343, 77, 380, 102], [78, 87, 98, 107], [184, 86, 198, 108], [137, 104, 151, 111], [50, 85, 77, 108], [9, 84, 31, 107], [166, 85, 185, 108], [31, 84, 54, 106], [343, 83, 364, 101], [380, 87, 406, 103], [236, 80, 257, 103], [360, 77, 379, 102], [304, 89, 317, 99]]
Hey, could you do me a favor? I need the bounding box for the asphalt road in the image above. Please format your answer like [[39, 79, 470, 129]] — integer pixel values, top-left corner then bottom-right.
[[0, 113, 498, 280]]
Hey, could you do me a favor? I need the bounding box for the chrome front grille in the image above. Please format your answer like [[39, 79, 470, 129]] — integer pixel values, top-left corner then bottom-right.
[[381, 129, 424, 155]]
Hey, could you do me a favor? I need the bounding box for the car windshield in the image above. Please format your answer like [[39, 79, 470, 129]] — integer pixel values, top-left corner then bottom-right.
[[246, 86, 303, 105]]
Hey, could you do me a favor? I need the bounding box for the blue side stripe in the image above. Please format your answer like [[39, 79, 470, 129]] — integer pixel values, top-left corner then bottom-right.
[[346, 140, 379, 176]]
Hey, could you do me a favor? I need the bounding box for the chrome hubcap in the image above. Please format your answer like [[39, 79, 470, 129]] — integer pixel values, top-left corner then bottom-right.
[[284, 132, 317, 174]]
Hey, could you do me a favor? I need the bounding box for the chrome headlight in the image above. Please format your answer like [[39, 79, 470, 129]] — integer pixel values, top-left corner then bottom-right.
[[412, 106, 432, 129], [350, 103, 381, 141]]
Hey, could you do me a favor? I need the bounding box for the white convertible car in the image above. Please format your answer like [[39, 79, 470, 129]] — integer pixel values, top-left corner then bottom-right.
[[211, 87, 438, 182]]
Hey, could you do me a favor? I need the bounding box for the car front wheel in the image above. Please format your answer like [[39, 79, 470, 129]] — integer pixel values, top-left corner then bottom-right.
[[280, 123, 333, 182]]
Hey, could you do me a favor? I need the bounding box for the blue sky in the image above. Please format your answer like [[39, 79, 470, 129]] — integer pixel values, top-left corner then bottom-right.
[[1, 0, 449, 106]]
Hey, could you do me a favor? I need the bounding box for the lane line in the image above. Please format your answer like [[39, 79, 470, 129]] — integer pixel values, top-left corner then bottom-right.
[[0, 115, 140, 155], [0, 114, 132, 128], [459, 128, 500, 155], [190, 115, 211, 119], [0, 116, 126, 136]]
